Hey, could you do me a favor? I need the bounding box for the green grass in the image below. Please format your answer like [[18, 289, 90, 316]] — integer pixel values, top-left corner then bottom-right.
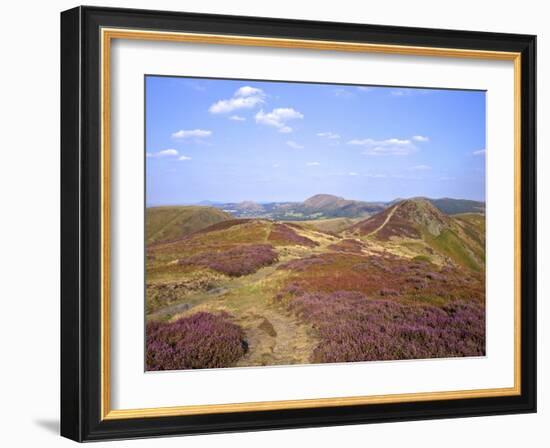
[[192, 221, 272, 246], [430, 198, 485, 215], [146, 220, 273, 264], [146, 206, 232, 244], [408, 294, 448, 307], [452, 214, 486, 263], [295, 217, 361, 234], [426, 229, 481, 272], [412, 254, 432, 263]]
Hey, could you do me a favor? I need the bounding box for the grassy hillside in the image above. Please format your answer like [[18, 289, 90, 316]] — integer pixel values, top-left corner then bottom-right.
[[348, 199, 485, 271], [454, 212, 486, 235], [146, 206, 232, 245], [145, 200, 486, 371], [453, 213, 486, 262], [289, 217, 362, 234], [430, 198, 485, 215]]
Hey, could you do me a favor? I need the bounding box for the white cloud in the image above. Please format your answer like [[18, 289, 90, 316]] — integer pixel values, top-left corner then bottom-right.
[[172, 129, 212, 139], [255, 107, 303, 133], [286, 141, 304, 149], [473, 149, 486, 156], [334, 88, 353, 98], [155, 149, 179, 157], [178, 155, 192, 161], [348, 137, 417, 156], [234, 86, 263, 97], [317, 132, 340, 139], [440, 176, 456, 181], [306, 162, 320, 166], [348, 172, 359, 176], [146, 152, 153, 158], [408, 164, 431, 171], [390, 88, 430, 97], [209, 96, 263, 114], [412, 135, 429, 142], [209, 86, 265, 114], [356, 86, 372, 92], [229, 115, 246, 121]]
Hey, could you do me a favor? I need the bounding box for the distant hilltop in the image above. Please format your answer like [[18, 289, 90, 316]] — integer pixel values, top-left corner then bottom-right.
[[146, 196, 485, 271], [167, 194, 485, 221]]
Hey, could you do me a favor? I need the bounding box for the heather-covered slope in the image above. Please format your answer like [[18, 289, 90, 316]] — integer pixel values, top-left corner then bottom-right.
[[145, 199, 486, 371], [350, 198, 451, 239], [349, 198, 485, 271]]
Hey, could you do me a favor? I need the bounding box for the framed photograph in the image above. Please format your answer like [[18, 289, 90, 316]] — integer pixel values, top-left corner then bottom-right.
[[60, 6, 536, 442]]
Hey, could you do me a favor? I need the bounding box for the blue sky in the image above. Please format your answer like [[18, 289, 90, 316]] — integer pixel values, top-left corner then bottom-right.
[[146, 76, 486, 205]]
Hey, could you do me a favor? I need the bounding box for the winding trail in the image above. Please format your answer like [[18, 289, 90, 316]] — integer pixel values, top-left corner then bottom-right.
[[367, 203, 399, 237], [151, 247, 320, 365], [149, 222, 334, 366], [235, 307, 317, 367]]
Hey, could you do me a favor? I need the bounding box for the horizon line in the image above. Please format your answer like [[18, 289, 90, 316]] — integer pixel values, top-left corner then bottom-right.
[[145, 195, 486, 208]]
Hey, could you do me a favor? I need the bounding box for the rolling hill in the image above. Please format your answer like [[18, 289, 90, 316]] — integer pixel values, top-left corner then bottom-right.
[[302, 194, 386, 217], [429, 198, 485, 215], [386, 197, 485, 215], [203, 195, 484, 220], [349, 198, 485, 271], [146, 197, 486, 369], [291, 216, 362, 234], [146, 206, 232, 245], [210, 194, 386, 220]]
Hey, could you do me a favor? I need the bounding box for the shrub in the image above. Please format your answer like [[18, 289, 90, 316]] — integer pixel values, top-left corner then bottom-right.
[[328, 239, 364, 253], [287, 291, 485, 363], [279, 252, 484, 303], [146, 312, 247, 370], [425, 271, 443, 281], [277, 255, 327, 272], [379, 288, 400, 297], [268, 223, 318, 247], [146, 271, 223, 313], [178, 244, 278, 276], [193, 219, 253, 235]]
